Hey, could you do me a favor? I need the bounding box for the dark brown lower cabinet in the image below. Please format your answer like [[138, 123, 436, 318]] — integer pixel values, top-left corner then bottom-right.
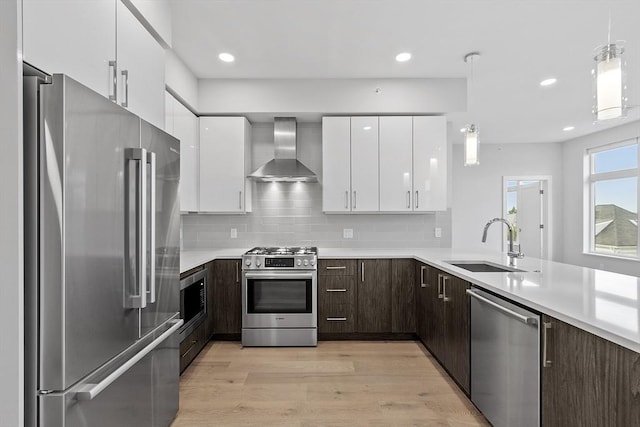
[[391, 259, 415, 333], [542, 314, 640, 426], [211, 259, 242, 335], [179, 319, 206, 373], [204, 260, 215, 340], [356, 259, 391, 333], [415, 262, 428, 341]]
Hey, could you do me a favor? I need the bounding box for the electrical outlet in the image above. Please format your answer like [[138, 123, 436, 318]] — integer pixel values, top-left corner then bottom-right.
[[434, 227, 442, 238], [230, 228, 238, 239], [343, 228, 354, 239]]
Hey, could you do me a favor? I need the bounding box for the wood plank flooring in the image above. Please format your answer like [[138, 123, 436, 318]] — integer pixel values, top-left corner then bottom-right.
[[172, 341, 489, 426]]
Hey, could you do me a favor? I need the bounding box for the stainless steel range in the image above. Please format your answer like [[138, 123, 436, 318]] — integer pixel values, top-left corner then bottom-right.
[[242, 247, 318, 347]]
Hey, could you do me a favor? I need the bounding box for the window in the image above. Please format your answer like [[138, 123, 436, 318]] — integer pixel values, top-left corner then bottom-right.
[[587, 139, 639, 258]]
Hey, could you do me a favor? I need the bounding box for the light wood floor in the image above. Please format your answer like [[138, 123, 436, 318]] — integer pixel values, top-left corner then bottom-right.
[[172, 341, 489, 427]]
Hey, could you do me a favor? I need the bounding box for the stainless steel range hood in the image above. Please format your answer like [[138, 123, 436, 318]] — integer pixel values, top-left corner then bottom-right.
[[248, 117, 318, 182]]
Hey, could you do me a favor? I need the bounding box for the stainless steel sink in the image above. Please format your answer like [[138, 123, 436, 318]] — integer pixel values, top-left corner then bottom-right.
[[446, 260, 525, 273]]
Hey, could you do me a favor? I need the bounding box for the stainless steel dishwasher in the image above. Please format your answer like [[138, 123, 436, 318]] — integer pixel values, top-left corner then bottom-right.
[[467, 288, 540, 427]]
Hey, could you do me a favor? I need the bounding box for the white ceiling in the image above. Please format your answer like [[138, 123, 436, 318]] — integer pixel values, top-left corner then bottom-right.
[[170, 0, 640, 144]]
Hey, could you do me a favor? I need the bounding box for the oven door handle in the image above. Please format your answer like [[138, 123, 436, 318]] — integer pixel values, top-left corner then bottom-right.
[[244, 272, 315, 280]]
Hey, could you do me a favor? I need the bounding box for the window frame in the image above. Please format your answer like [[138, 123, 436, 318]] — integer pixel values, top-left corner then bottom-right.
[[585, 138, 640, 259]]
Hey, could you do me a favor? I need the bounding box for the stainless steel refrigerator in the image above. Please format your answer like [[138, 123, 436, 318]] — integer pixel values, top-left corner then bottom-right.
[[24, 73, 182, 427]]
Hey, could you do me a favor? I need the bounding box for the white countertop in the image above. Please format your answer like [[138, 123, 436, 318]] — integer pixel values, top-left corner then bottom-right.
[[181, 247, 640, 353]]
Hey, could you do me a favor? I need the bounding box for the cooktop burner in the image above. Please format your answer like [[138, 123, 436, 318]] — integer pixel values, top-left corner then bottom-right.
[[245, 246, 318, 256]]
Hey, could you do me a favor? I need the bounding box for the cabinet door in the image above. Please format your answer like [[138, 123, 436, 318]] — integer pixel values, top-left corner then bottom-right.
[[413, 116, 447, 211], [391, 259, 415, 333], [356, 259, 391, 333], [379, 117, 413, 212], [199, 117, 251, 213], [541, 315, 640, 426], [204, 261, 215, 341], [212, 259, 242, 334], [424, 267, 445, 361], [23, 0, 116, 99], [350, 117, 379, 212], [443, 274, 470, 393], [415, 262, 428, 342], [318, 275, 356, 333], [173, 99, 199, 212], [322, 117, 352, 212], [116, 0, 165, 128]]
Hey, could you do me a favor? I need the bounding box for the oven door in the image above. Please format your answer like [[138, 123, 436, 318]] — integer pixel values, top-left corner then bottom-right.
[[243, 271, 317, 329]]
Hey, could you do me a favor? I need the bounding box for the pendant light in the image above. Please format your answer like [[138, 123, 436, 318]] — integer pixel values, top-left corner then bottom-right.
[[593, 16, 627, 121], [464, 52, 480, 166]]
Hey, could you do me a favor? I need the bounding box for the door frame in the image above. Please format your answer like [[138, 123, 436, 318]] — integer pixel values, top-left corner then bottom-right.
[[502, 175, 553, 260]]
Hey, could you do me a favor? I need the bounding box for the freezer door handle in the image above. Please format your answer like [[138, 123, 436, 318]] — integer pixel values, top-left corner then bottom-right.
[[146, 151, 156, 304], [75, 319, 183, 401], [125, 148, 147, 309]]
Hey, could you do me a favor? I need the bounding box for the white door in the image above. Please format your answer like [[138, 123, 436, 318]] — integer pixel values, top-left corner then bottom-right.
[[173, 99, 199, 212], [322, 117, 352, 212], [379, 116, 413, 212], [116, 0, 165, 129], [23, 0, 116, 99], [413, 116, 447, 211], [199, 117, 248, 213], [350, 117, 379, 212], [517, 181, 543, 258]]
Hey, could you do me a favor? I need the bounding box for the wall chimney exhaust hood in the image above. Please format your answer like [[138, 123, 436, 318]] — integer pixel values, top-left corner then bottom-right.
[[248, 117, 318, 182]]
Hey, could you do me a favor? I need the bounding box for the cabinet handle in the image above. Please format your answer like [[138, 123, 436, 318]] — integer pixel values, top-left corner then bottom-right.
[[238, 191, 242, 209], [236, 261, 239, 283], [361, 262, 365, 282], [442, 276, 450, 302], [407, 190, 411, 208], [420, 265, 426, 288], [345, 191, 349, 209], [543, 322, 553, 368], [415, 191, 419, 209], [326, 288, 347, 292], [325, 266, 346, 270], [108, 60, 117, 102], [181, 340, 198, 359], [437, 274, 443, 298], [326, 317, 347, 321], [353, 191, 357, 209], [120, 70, 129, 108]]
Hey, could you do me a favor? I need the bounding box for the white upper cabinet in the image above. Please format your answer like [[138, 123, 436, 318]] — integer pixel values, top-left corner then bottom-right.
[[322, 117, 352, 212], [166, 92, 199, 212], [199, 117, 252, 213], [23, 0, 117, 99], [116, 0, 165, 128], [413, 116, 447, 211], [379, 116, 413, 212], [350, 117, 379, 212]]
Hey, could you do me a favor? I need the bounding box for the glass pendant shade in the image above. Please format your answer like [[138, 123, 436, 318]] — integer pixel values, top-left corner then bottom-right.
[[594, 43, 627, 121], [464, 124, 479, 166]]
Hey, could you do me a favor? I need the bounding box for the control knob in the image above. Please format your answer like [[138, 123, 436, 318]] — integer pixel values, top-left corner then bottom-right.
[[310, 259, 316, 266], [297, 259, 302, 266], [303, 259, 309, 266], [256, 260, 262, 267], [245, 259, 252, 266]]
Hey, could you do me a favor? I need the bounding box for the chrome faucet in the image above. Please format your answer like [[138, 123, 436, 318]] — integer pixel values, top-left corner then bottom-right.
[[482, 218, 524, 266]]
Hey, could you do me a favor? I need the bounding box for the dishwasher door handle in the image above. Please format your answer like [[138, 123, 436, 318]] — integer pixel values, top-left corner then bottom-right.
[[466, 289, 538, 325]]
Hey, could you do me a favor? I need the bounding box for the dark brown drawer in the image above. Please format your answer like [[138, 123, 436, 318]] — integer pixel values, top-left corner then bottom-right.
[[179, 321, 205, 373], [319, 303, 355, 333], [318, 259, 357, 276]]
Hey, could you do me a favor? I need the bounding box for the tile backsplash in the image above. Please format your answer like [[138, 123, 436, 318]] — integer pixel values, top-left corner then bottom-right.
[[181, 122, 452, 249]]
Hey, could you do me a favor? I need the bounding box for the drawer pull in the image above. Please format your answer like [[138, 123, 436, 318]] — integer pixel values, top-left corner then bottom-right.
[[326, 317, 347, 321], [325, 266, 347, 270], [181, 341, 198, 359], [326, 288, 347, 292]]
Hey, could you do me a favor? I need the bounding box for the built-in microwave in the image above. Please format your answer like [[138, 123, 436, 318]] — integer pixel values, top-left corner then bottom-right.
[[179, 269, 207, 340]]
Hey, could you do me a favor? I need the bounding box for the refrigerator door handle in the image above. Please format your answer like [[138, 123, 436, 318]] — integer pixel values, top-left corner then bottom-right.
[[146, 151, 156, 304], [125, 148, 147, 309], [75, 319, 183, 401]]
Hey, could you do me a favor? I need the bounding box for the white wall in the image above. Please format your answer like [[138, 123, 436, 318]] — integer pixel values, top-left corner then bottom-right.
[[198, 78, 465, 117], [182, 123, 452, 249], [165, 50, 199, 110], [562, 119, 640, 276], [451, 143, 564, 261], [0, 0, 23, 425]]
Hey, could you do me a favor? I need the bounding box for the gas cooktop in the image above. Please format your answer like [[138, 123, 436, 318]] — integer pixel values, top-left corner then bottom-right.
[[244, 247, 318, 256]]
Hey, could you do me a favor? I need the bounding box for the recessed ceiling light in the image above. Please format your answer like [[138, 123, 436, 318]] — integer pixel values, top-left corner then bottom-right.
[[395, 52, 412, 62], [460, 127, 467, 133], [540, 78, 557, 87], [363, 126, 372, 131], [563, 125, 575, 131], [218, 52, 235, 63]]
